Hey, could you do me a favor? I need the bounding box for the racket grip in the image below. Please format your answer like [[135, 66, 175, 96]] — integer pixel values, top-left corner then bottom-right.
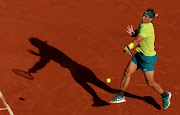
[[125, 44, 133, 57]]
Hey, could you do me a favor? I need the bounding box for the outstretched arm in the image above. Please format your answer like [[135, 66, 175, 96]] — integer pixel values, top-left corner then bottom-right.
[[28, 57, 51, 73], [27, 49, 40, 56]]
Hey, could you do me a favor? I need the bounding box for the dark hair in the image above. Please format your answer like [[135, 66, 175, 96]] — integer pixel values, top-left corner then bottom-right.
[[146, 9, 155, 17]]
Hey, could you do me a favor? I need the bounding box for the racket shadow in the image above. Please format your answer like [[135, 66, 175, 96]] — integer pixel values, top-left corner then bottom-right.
[[12, 69, 34, 80]]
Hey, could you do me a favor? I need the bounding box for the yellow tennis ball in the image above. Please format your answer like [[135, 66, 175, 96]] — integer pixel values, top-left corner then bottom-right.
[[106, 78, 111, 83]]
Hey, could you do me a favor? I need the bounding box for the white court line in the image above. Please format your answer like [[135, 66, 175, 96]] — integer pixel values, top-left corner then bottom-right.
[[0, 91, 14, 115], [0, 108, 7, 110]]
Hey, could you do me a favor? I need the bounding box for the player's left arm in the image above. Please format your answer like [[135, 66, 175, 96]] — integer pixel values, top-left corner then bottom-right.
[[28, 57, 51, 73], [124, 35, 144, 52], [131, 35, 144, 47]]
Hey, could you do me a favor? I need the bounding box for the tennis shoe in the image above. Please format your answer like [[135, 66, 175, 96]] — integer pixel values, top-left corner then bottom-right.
[[110, 93, 126, 103], [162, 92, 172, 109]]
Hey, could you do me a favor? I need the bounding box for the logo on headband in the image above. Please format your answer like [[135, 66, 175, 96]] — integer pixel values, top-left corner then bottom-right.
[[145, 11, 155, 18]]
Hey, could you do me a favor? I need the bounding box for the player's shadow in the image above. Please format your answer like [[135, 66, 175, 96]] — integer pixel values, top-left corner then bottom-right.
[[28, 37, 119, 107], [124, 92, 161, 110], [27, 37, 161, 109]]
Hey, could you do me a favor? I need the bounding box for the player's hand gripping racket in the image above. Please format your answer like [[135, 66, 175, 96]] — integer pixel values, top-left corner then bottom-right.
[[12, 69, 34, 80], [124, 44, 133, 57]]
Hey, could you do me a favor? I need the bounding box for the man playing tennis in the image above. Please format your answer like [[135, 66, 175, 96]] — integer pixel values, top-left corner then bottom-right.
[[110, 9, 171, 109]]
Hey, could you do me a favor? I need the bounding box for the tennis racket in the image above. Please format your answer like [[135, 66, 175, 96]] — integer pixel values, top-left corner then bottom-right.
[[124, 44, 133, 57], [12, 69, 34, 80]]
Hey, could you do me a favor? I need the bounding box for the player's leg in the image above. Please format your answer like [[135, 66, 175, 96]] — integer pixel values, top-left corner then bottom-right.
[[144, 71, 171, 109], [144, 71, 163, 94], [110, 61, 137, 103], [119, 61, 138, 96]]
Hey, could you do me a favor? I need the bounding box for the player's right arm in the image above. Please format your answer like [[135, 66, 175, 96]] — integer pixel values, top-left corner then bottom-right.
[[126, 25, 138, 37], [27, 49, 40, 56]]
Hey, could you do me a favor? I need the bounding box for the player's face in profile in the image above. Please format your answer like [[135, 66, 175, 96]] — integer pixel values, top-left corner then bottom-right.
[[142, 13, 151, 23]]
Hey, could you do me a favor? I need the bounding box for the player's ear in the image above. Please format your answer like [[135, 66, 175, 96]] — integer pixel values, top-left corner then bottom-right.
[[150, 18, 153, 22]]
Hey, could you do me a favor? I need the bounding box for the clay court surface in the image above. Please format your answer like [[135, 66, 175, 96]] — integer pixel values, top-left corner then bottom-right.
[[0, 0, 179, 114]]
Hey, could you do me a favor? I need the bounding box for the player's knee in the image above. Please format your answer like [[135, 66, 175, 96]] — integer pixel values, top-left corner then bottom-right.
[[147, 81, 155, 87], [124, 69, 131, 78]]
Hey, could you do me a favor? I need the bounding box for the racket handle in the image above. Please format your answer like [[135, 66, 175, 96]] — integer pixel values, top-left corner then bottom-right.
[[125, 44, 133, 57]]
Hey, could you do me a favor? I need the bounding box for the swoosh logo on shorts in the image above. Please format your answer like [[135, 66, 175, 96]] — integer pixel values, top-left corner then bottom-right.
[[144, 69, 147, 71]]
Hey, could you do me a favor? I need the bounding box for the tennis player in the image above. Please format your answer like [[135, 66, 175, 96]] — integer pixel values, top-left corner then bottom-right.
[[110, 9, 171, 109]]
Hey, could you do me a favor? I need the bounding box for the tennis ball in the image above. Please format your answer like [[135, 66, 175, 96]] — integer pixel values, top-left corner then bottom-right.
[[106, 78, 111, 83]]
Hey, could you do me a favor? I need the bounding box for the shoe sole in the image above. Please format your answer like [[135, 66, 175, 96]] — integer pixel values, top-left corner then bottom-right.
[[164, 92, 172, 109], [110, 100, 126, 103]]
